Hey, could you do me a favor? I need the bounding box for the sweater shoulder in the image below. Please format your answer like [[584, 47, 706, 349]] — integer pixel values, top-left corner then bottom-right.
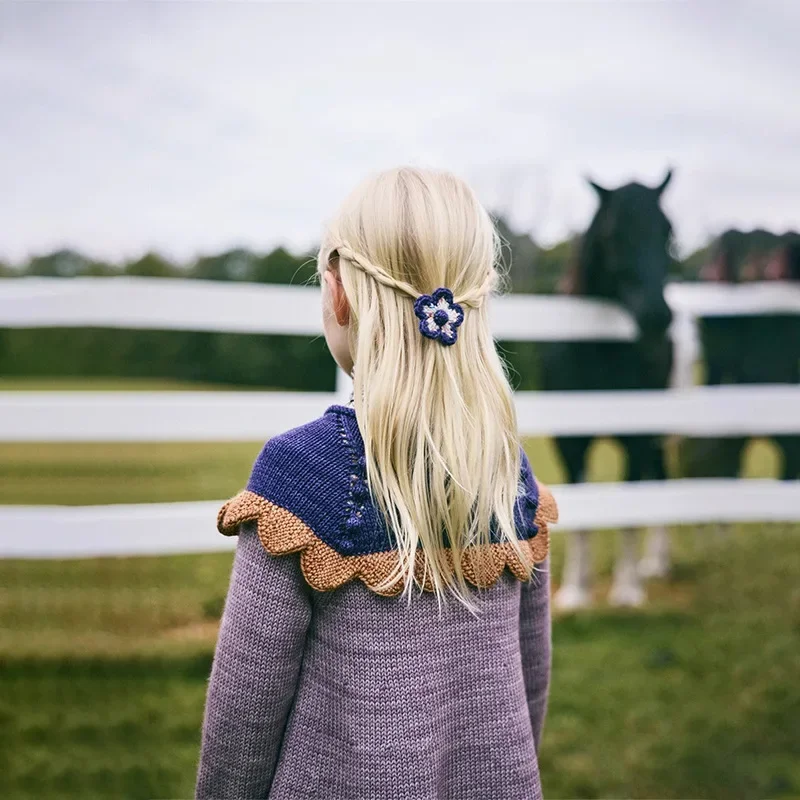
[[245, 407, 349, 501], [216, 408, 557, 596]]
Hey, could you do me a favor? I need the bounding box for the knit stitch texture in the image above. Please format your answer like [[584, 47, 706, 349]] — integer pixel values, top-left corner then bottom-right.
[[196, 405, 554, 799]]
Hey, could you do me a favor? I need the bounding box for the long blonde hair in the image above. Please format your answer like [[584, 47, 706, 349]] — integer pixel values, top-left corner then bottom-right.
[[319, 167, 528, 605]]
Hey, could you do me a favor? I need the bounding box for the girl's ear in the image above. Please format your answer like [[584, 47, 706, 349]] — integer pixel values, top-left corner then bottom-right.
[[324, 268, 350, 327]]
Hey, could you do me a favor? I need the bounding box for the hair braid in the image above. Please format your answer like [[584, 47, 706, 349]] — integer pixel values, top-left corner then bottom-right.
[[333, 241, 494, 309], [335, 244, 419, 300]]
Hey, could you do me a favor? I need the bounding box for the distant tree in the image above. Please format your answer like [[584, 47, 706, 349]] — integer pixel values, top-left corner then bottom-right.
[[679, 243, 713, 281], [0, 260, 16, 278], [493, 215, 538, 293], [533, 238, 575, 294], [85, 259, 122, 277], [492, 214, 578, 295], [25, 249, 90, 277], [251, 247, 316, 285], [191, 248, 257, 282], [125, 252, 178, 278]]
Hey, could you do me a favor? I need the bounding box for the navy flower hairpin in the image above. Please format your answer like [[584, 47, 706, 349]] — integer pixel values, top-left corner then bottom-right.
[[413, 288, 465, 346]]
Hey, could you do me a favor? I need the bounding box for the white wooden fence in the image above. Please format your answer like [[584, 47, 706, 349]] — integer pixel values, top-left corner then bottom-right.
[[1, 277, 799, 559]]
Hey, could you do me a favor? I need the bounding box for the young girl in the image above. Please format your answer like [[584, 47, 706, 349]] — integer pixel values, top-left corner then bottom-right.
[[195, 167, 557, 800]]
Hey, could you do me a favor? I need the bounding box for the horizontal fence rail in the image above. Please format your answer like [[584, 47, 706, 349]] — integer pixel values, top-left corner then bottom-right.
[[0, 276, 635, 340], [1, 277, 799, 340], [664, 281, 800, 316], [2, 384, 800, 441], [2, 479, 799, 559]]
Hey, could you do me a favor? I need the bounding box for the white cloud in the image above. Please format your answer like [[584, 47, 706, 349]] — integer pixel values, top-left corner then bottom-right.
[[1, 1, 798, 263]]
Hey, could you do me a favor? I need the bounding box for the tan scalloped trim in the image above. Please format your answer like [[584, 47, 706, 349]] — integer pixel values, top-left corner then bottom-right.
[[217, 481, 557, 596]]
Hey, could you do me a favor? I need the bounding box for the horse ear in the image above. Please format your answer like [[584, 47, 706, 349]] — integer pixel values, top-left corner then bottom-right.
[[586, 177, 610, 202], [655, 169, 673, 196]]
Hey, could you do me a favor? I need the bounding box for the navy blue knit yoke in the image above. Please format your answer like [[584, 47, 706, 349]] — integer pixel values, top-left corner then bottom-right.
[[245, 405, 541, 558]]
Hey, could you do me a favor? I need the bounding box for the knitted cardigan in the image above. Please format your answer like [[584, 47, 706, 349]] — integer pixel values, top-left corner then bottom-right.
[[196, 404, 557, 800]]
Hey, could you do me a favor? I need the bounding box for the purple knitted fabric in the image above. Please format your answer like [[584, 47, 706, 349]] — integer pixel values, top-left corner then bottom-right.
[[196, 407, 552, 799]]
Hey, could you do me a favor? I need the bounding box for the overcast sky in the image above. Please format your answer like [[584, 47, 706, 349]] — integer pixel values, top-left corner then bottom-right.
[[2, 0, 799, 264]]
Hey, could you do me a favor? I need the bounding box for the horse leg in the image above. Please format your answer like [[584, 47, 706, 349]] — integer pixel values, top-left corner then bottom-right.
[[609, 528, 646, 607], [639, 524, 670, 579], [639, 438, 671, 579], [553, 437, 594, 611], [609, 437, 646, 607], [555, 529, 594, 611]]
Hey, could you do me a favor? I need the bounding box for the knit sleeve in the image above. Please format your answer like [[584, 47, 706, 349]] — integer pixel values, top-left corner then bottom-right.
[[195, 521, 312, 799], [519, 558, 552, 753]]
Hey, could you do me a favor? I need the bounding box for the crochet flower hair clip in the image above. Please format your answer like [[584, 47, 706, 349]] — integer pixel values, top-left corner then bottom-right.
[[413, 288, 465, 346]]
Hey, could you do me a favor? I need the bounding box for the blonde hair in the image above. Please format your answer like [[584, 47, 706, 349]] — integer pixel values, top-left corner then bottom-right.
[[318, 167, 529, 605]]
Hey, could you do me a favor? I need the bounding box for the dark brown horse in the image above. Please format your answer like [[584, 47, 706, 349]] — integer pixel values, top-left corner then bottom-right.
[[540, 171, 675, 608]]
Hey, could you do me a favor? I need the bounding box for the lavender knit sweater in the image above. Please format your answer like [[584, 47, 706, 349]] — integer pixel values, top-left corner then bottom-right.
[[196, 406, 557, 800]]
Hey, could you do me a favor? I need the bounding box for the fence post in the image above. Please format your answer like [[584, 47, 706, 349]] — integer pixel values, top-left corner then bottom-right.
[[670, 310, 700, 389]]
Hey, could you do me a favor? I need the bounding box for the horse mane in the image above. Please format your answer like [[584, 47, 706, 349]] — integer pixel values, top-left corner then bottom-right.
[[560, 215, 603, 296]]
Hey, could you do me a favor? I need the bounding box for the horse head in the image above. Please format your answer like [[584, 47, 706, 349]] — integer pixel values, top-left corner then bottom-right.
[[578, 170, 674, 337]]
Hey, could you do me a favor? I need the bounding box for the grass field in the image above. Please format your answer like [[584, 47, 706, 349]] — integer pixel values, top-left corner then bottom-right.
[[1, 379, 798, 798], [0, 377, 251, 392], [3, 526, 798, 799]]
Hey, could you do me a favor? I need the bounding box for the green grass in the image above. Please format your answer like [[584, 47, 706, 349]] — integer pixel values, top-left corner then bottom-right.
[[1, 526, 799, 799], [1, 378, 796, 798], [546, 526, 800, 799], [0, 441, 262, 505], [0, 377, 243, 392]]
